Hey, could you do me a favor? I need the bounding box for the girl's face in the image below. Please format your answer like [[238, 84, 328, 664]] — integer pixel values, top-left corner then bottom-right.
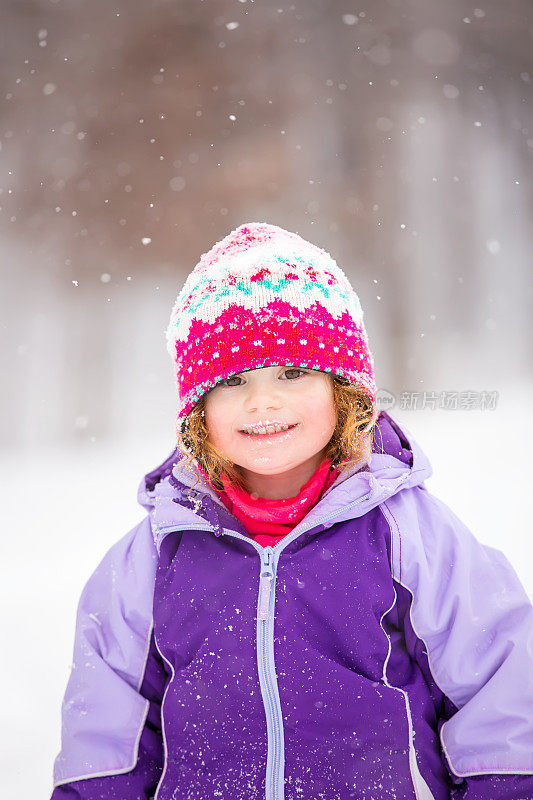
[[203, 365, 337, 498]]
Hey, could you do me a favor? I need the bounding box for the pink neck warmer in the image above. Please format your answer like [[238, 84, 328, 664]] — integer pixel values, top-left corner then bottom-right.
[[197, 459, 339, 548]]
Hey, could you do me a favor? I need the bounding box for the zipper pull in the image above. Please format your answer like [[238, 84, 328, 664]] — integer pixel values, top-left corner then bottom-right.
[[258, 547, 274, 621]]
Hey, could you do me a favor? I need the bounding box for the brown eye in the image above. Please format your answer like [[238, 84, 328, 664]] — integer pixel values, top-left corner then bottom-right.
[[281, 368, 306, 380], [219, 375, 243, 387]]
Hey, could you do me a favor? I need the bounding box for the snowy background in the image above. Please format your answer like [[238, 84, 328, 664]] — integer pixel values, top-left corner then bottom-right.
[[1, 1, 532, 797]]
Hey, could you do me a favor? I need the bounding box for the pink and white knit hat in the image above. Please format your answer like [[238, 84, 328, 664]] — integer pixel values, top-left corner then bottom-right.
[[166, 222, 378, 437]]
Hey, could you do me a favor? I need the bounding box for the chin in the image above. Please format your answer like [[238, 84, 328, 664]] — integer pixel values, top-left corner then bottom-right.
[[239, 459, 300, 475]]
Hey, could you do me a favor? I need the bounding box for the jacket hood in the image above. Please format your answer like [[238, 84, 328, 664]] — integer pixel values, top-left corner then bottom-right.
[[137, 410, 433, 552]]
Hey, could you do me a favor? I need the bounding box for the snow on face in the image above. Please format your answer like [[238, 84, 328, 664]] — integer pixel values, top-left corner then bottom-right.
[[203, 365, 337, 492]]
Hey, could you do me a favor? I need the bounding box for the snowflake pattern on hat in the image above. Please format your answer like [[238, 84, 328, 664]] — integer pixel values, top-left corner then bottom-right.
[[166, 222, 377, 435]]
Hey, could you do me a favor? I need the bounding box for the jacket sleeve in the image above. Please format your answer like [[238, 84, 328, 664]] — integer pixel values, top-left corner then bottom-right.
[[49, 516, 166, 799], [382, 486, 533, 800]]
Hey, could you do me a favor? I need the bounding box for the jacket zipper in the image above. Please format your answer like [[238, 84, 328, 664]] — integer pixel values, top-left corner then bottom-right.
[[257, 546, 284, 800], [258, 547, 274, 621]]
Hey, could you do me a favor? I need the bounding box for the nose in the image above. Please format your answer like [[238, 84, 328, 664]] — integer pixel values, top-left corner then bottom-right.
[[244, 384, 283, 414]]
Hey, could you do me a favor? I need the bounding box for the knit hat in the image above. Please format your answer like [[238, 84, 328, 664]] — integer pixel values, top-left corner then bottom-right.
[[166, 222, 378, 437]]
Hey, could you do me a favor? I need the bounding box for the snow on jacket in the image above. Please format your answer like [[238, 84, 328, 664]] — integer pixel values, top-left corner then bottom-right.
[[50, 410, 533, 800]]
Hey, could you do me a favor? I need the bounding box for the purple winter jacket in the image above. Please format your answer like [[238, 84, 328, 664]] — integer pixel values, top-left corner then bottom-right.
[[50, 410, 533, 800]]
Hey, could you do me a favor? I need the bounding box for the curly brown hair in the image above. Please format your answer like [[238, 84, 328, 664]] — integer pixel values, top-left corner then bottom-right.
[[174, 374, 383, 501]]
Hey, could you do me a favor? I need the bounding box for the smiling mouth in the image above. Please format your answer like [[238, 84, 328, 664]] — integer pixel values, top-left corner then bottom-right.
[[240, 423, 299, 438]]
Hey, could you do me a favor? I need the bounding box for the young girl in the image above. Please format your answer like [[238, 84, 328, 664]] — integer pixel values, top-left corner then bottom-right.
[[50, 222, 532, 800]]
